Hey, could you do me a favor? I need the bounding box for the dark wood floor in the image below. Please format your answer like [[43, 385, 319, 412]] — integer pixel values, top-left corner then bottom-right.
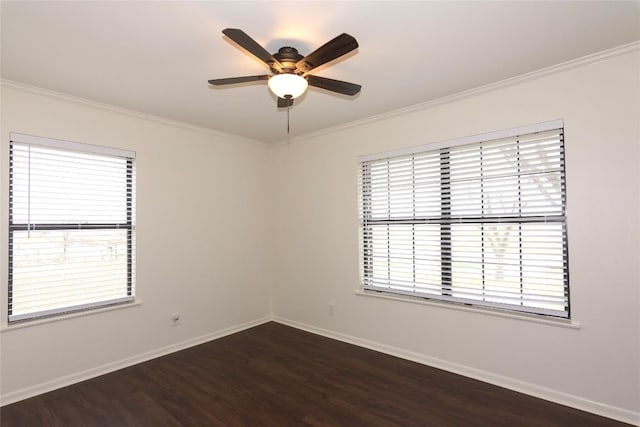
[[0, 322, 631, 426]]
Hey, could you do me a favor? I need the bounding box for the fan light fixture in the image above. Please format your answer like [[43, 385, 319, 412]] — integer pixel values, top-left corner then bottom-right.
[[268, 74, 308, 99]]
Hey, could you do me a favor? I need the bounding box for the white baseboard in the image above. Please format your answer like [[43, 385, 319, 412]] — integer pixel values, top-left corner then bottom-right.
[[272, 316, 640, 426], [3, 315, 638, 426], [0, 316, 271, 407]]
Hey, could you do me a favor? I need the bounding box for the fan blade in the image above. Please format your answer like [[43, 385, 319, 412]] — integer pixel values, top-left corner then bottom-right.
[[208, 75, 270, 85], [296, 33, 358, 72], [306, 75, 361, 96], [277, 97, 294, 108], [222, 28, 283, 72]]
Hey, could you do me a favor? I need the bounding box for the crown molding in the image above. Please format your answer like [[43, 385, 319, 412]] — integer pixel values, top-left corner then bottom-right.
[[275, 40, 640, 147], [3, 40, 638, 149], [0, 80, 269, 149]]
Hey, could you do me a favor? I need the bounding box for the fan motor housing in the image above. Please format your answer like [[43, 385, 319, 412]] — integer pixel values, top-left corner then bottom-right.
[[272, 47, 305, 74]]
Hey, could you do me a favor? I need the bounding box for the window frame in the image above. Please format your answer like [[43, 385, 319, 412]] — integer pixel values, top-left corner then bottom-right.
[[358, 120, 569, 319], [8, 133, 136, 323]]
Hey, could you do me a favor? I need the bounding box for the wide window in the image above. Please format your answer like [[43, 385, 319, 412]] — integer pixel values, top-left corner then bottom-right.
[[8, 133, 135, 322], [358, 120, 569, 318]]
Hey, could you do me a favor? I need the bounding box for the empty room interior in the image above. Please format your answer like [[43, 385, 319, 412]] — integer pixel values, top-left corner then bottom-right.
[[1, 1, 639, 426]]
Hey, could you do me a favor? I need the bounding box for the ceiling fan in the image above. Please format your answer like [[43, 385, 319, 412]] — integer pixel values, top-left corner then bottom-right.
[[208, 28, 361, 109]]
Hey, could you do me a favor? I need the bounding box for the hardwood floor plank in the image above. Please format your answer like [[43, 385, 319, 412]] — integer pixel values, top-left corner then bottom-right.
[[0, 322, 632, 426]]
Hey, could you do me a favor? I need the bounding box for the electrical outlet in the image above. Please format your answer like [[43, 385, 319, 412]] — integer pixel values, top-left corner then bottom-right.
[[171, 312, 180, 324], [329, 304, 335, 316]]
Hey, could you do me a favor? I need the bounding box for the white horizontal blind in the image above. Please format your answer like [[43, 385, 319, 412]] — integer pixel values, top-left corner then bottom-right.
[[8, 134, 136, 322], [358, 122, 569, 318]]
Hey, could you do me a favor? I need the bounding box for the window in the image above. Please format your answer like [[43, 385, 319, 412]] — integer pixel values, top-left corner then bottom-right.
[[358, 120, 569, 318], [8, 133, 135, 322]]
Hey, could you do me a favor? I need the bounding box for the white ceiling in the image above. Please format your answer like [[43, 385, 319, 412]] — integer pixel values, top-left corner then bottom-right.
[[2, 1, 639, 143]]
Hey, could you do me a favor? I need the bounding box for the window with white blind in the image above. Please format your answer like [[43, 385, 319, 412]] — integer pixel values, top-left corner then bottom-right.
[[358, 120, 569, 318], [8, 133, 136, 322]]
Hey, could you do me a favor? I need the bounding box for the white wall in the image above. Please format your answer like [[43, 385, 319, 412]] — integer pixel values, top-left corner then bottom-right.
[[272, 49, 640, 422], [0, 84, 273, 402]]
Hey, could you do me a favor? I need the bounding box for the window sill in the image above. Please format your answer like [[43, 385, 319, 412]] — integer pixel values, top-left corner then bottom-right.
[[0, 300, 142, 332], [355, 290, 580, 329]]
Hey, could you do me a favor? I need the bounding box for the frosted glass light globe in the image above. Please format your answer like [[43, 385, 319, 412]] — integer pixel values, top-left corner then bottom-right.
[[268, 74, 308, 99]]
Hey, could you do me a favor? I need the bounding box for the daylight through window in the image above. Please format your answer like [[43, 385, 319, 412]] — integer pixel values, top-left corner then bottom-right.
[[8, 133, 135, 322], [358, 121, 569, 318]]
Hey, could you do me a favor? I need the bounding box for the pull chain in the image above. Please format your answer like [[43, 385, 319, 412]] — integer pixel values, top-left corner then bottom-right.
[[285, 94, 293, 134]]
